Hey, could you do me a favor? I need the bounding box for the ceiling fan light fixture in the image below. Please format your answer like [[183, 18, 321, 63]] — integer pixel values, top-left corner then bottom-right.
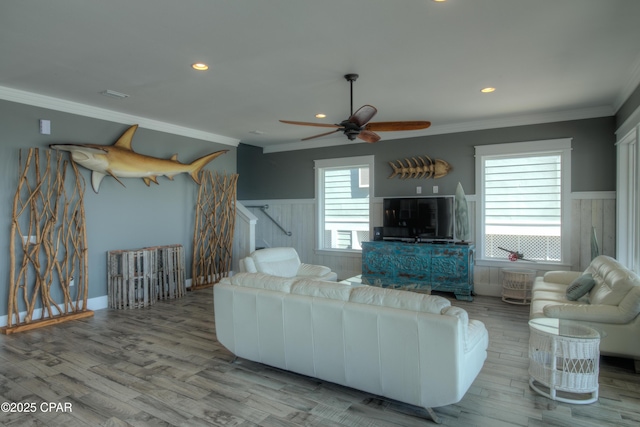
[[481, 87, 496, 93], [280, 73, 430, 144], [191, 63, 209, 71]]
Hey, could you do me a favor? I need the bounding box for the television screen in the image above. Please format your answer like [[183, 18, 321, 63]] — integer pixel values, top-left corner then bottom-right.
[[382, 196, 454, 241]]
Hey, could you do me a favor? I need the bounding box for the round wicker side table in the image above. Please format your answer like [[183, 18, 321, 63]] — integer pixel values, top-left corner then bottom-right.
[[528, 318, 600, 404], [501, 268, 535, 305]]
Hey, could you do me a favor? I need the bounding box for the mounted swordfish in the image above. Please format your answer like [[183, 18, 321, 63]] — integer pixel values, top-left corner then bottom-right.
[[50, 125, 228, 193]]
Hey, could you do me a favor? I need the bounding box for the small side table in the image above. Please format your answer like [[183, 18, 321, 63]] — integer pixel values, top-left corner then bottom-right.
[[501, 268, 535, 305], [528, 318, 601, 404]]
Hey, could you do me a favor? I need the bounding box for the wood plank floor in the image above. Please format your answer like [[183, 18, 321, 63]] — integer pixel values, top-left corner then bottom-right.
[[1, 289, 639, 426]]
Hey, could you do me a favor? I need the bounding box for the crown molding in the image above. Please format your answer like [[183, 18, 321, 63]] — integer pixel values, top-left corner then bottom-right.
[[422, 105, 614, 136], [263, 105, 614, 153], [0, 86, 239, 147], [616, 104, 640, 139]]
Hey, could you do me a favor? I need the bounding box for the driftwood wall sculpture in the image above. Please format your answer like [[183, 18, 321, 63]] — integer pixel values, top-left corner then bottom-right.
[[388, 155, 451, 179], [191, 171, 238, 290], [3, 149, 91, 334]]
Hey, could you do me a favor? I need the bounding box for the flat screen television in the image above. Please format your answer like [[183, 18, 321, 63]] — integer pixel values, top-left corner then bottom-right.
[[382, 196, 455, 241]]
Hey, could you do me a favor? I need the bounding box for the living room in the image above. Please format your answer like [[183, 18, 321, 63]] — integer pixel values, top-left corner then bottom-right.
[[2, 1, 640, 425]]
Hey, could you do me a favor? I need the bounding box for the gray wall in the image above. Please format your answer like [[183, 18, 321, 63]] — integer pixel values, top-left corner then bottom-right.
[[238, 116, 616, 200], [0, 99, 236, 317], [616, 82, 640, 130]]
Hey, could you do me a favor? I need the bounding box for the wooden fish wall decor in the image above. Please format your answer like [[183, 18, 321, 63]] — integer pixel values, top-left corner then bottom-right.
[[50, 125, 228, 193], [388, 155, 451, 179]]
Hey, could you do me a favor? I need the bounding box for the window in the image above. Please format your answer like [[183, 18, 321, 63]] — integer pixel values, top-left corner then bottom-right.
[[475, 139, 571, 264], [315, 156, 374, 252]]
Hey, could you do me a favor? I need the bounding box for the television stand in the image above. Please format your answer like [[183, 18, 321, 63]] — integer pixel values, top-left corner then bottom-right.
[[361, 241, 475, 301]]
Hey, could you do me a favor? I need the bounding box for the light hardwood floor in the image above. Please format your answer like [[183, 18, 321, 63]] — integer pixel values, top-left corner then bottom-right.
[[1, 289, 639, 426]]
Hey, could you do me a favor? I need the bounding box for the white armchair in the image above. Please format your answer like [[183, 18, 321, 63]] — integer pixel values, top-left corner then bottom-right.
[[239, 247, 338, 281]]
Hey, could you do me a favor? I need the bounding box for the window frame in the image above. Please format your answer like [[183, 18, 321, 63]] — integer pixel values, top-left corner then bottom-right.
[[616, 124, 640, 273], [314, 155, 374, 254], [475, 139, 572, 267]]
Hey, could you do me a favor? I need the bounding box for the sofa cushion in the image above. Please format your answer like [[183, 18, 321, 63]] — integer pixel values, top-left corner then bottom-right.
[[530, 296, 584, 318], [533, 290, 573, 303], [230, 272, 296, 292], [566, 274, 596, 301], [532, 278, 569, 294], [291, 279, 352, 301], [542, 270, 582, 285], [349, 286, 450, 314], [542, 298, 640, 324]]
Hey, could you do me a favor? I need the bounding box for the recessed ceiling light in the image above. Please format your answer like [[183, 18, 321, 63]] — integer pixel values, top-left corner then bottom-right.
[[192, 63, 209, 71], [315, 113, 327, 119], [481, 87, 496, 93], [433, 0, 447, 2]]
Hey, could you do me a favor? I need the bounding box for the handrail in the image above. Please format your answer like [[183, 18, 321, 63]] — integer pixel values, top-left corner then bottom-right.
[[245, 205, 293, 237]]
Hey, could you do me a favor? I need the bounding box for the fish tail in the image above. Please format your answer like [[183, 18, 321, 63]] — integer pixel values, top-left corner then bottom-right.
[[188, 150, 228, 184], [388, 161, 400, 179]]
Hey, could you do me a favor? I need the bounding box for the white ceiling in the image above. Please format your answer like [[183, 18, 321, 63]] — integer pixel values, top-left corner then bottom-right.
[[2, 0, 640, 152]]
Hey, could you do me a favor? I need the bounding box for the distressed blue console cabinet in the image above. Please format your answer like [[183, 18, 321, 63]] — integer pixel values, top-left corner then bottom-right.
[[362, 241, 475, 301]]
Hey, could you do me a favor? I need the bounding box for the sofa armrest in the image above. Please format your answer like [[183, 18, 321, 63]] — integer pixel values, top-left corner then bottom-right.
[[543, 270, 582, 285], [543, 302, 635, 324], [297, 263, 332, 278]]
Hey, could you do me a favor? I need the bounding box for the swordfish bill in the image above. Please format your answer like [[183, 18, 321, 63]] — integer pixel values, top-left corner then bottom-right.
[[50, 125, 228, 193]]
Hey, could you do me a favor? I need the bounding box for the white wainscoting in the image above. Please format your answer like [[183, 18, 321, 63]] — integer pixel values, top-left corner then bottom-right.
[[238, 192, 615, 297]]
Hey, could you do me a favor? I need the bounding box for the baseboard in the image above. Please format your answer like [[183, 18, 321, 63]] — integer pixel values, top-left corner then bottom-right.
[[0, 295, 109, 328], [0, 276, 207, 328]]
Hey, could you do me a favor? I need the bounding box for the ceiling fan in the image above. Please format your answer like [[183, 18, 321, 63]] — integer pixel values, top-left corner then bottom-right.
[[279, 74, 431, 143]]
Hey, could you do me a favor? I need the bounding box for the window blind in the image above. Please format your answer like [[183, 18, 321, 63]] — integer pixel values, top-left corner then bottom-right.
[[485, 154, 562, 235]]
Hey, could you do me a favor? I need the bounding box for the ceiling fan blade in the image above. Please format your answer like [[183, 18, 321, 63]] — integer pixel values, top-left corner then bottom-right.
[[364, 121, 432, 132], [301, 129, 341, 141], [280, 120, 340, 128], [349, 105, 377, 127], [358, 130, 381, 143]]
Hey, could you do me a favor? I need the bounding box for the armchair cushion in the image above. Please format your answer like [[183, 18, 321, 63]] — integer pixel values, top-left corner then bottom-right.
[[297, 263, 332, 278], [252, 248, 301, 278], [240, 247, 338, 281]]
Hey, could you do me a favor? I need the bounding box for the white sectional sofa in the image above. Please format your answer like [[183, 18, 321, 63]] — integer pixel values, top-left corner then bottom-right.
[[213, 272, 489, 423], [530, 255, 640, 372]]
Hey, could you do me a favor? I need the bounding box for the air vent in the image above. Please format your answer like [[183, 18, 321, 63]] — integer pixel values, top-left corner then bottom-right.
[[100, 89, 130, 100]]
